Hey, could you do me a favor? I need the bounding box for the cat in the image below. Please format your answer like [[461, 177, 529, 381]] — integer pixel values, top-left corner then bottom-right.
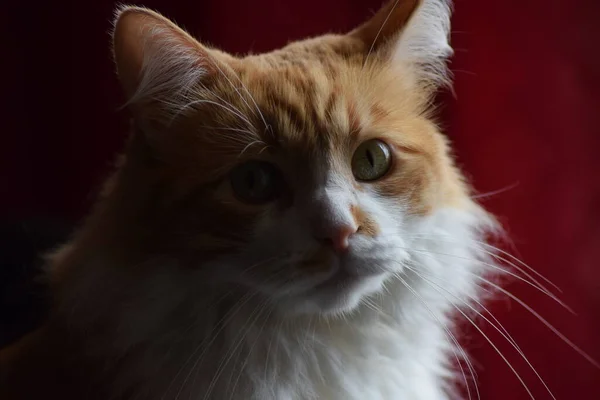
[[0, 1, 500, 399]]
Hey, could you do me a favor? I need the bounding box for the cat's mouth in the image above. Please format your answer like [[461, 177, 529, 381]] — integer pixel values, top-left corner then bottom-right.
[[313, 269, 356, 290], [298, 246, 337, 273], [311, 260, 385, 292]]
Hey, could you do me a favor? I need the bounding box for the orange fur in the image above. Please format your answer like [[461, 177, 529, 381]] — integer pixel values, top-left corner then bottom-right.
[[0, 2, 475, 398]]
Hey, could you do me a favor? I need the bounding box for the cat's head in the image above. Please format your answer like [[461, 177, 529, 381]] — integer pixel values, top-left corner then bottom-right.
[[108, 0, 474, 316]]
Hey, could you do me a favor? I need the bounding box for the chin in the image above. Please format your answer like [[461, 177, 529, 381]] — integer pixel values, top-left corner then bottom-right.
[[281, 271, 390, 317]]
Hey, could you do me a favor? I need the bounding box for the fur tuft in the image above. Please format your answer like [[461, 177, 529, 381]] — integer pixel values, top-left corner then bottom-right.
[[112, 6, 209, 117], [393, 0, 454, 89]]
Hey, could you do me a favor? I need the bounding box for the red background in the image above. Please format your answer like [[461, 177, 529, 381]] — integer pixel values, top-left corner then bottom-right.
[[4, 0, 600, 398]]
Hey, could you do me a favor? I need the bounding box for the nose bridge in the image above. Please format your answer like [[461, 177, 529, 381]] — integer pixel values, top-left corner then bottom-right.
[[319, 183, 353, 220], [303, 177, 358, 249]]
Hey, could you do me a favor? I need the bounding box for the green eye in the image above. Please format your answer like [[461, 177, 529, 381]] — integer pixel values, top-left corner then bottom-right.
[[230, 161, 283, 204], [351, 139, 392, 181]]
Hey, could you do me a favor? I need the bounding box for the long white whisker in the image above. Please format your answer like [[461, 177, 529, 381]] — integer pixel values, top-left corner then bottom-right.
[[169, 98, 252, 128], [471, 275, 600, 369], [404, 264, 556, 400], [197, 125, 260, 137], [470, 182, 520, 200], [405, 246, 573, 314], [210, 91, 255, 127], [227, 307, 274, 400], [404, 234, 556, 296], [238, 256, 280, 277], [169, 259, 280, 399], [203, 299, 271, 400], [476, 241, 563, 293], [263, 316, 283, 392], [404, 243, 598, 369], [169, 290, 257, 400], [397, 269, 536, 400], [394, 274, 479, 400], [239, 140, 265, 157], [473, 248, 568, 309], [362, 0, 402, 69], [361, 297, 382, 314], [404, 244, 598, 368], [207, 57, 270, 132], [209, 64, 255, 120], [410, 233, 563, 293]]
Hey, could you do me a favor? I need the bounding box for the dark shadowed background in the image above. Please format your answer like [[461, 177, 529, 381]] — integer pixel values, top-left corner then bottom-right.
[[3, 0, 600, 398]]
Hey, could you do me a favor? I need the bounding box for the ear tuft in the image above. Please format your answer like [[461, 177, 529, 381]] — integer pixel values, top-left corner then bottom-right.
[[393, 0, 453, 89], [351, 0, 453, 92], [111, 5, 211, 112]]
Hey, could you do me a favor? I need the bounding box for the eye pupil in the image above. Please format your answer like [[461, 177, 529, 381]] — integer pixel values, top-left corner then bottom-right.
[[230, 161, 282, 204], [351, 139, 392, 182], [366, 149, 374, 167], [245, 171, 256, 190]]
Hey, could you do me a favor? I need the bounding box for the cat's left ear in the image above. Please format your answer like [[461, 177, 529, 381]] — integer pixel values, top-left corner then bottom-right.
[[112, 6, 230, 120], [349, 0, 453, 91]]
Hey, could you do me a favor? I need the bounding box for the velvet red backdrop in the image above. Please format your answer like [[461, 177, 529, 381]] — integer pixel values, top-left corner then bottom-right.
[[4, 0, 600, 398]]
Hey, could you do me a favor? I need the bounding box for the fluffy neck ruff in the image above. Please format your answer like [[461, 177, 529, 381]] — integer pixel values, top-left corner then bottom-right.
[[48, 207, 494, 400]]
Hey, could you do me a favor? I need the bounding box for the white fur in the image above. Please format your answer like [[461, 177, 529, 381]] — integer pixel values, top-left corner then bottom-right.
[[134, 26, 208, 110], [393, 0, 453, 88], [60, 183, 496, 400]]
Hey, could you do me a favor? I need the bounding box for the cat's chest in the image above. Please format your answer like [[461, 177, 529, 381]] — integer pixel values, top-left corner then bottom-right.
[[126, 296, 453, 400], [208, 320, 450, 400]]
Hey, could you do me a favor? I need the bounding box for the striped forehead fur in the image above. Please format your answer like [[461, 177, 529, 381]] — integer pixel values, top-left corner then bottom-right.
[[114, 0, 453, 125], [0, 3, 516, 400]]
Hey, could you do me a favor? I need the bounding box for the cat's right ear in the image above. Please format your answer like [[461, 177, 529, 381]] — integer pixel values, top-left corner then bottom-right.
[[112, 6, 219, 118]]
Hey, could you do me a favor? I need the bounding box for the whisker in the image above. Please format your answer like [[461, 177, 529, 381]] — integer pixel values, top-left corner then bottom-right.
[[158, 290, 232, 383], [197, 125, 261, 140], [239, 140, 266, 157], [476, 241, 563, 293], [210, 91, 255, 126], [396, 269, 537, 400], [403, 248, 598, 368], [169, 289, 257, 400], [168, 98, 252, 128], [209, 64, 256, 120], [207, 56, 270, 132], [403, 242, 598, 368], [404, 264, 556, 400], [227, 306, 274, 400], [394, 274, 479, 400], [362, 0, 402, 69], [471, 247, 567, 308], [404, 246, 573, 314], [409, 233, 563, 293], [203, 298, 271, 400], [169, 263, 284, 399], [181, 267, 289, 399], [238, 256, 280, 277], [470, 181, 520, 200], [394, 233, 565, 306], [471, 275, 600, 369], [263, 316, 284, 391], [361, 297, 381, 313]]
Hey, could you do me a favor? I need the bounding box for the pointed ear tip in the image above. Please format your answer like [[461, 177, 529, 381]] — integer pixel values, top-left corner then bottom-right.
[[112, 6, 140, 41], [111, 5, 159, 76], [113, 4, 142, 26], [111, 5, 165, 38]]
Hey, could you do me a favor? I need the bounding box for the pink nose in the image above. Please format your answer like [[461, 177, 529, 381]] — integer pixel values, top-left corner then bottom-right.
[[317, 224, 358, 253]]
